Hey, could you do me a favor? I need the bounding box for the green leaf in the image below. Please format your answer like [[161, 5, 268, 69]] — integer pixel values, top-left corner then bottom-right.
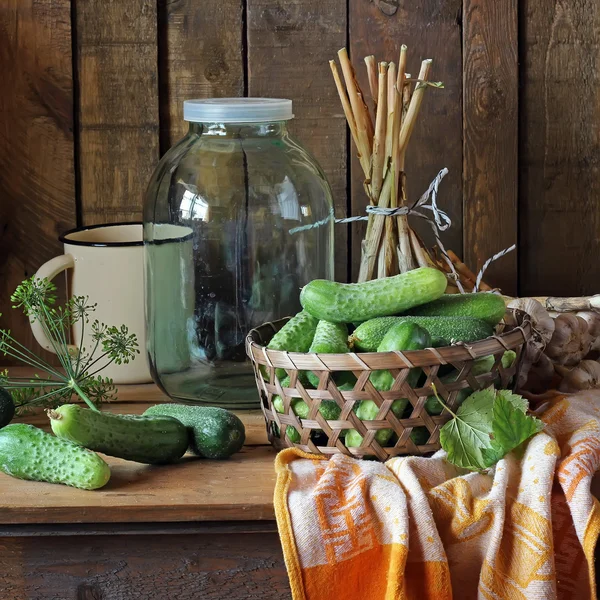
[[439, 387, 495, 470], [440, 420, 489, 470], [439, 386, 543, 471], [495, 389, 528, 413], [490, 393, 544, 454], [480, 445, 505, 467]]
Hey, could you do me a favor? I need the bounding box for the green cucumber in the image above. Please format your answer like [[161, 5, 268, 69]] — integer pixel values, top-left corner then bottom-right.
[[268, 310, 318, 353], [300, 267, 446, 323], [0, 388, 15, 428], [351, 315, 493, 352], [410, 427, 430, 446], [346, 321, 431, 448], [307, 321, 350, 387], [143, 404, 245, 459], [405, 292, 506, 326], [0, 424, 110, 490], [424, 350, 518, 415], [273, 395, 341, 421], [49, 405, 188, 465], [266, 310, 319, 379]]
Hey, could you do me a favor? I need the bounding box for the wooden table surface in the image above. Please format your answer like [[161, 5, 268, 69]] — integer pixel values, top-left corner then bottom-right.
[[4, 396, 276, 525], [1, 372, 291, 599]]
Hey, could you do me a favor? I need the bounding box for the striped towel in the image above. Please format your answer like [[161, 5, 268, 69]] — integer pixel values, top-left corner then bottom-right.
[[274, 391, 600, 600]]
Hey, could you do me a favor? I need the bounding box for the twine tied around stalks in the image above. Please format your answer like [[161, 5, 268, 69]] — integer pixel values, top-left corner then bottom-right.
[[290, 168, 515, 294]]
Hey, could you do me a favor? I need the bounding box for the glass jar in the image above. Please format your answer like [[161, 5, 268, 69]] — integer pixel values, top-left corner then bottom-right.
[[143, 99, 334, 409]]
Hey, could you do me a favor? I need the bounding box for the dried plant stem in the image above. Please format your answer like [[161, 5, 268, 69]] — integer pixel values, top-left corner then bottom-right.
[[380, 61, 399, 278], [399, 59, 432, 156], [338, 48, 373, 173], [364, 55, 378, 114], [371, 62, 388, 200], [447, 250, 492, 292], [396, 172, 416, 273], [329, 62, 359, 152], [410, 228, 431, 268], [391, 46, 408, 199], [385, 61, 397, 174], [358, 170, 394, 281], [401, 75, 412, 124]]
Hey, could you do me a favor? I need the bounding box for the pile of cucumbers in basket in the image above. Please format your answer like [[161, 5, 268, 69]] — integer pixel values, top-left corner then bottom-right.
[[267, 267, 515, 448], [0, 398, 245, 491]]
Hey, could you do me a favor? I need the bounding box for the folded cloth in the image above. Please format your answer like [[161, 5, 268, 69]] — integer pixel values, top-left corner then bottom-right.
[[274, 391, 600, 600]]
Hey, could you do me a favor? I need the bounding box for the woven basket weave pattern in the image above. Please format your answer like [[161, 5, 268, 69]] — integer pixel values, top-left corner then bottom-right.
[[246, 311, 531, 460]]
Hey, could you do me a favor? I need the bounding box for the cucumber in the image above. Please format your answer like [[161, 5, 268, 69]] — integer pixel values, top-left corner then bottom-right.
[[0, 423, 110, 490], [273, 395, 341, 421], [143, 404, 245, 459], [300, 267, 446, 323], [350, 315, 493, 352], [410, 427, 430, 446], [405, 292, 506, 326], [0, 388, 15, 428], [266, 310, 318, 379], [286, 426, 301, 443], [307, 321, 350, 386], [49, 405, 188, 465], [424, 350, 518, 415], [346, 322, 431, 448]]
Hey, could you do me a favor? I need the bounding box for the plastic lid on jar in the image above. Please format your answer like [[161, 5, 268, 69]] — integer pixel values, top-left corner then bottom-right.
[[183, 98, 294, 123]]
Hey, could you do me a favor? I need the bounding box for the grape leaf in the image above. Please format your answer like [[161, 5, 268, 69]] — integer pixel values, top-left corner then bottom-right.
[[489, 393, 544, 453], [480, 445, 505, 467], [439, 387, 495, 470], [439, 387, 543, 471], [495, 389, 528, 414]]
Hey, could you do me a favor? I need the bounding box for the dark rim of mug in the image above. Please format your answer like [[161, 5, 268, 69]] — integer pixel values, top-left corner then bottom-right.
[[59, 222, 144, 247]]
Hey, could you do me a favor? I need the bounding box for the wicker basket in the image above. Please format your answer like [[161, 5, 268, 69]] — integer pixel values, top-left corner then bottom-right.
[[246, 310, 531, 460]]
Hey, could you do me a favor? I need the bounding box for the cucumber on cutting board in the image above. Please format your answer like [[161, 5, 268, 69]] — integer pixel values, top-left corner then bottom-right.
[[350, 315, 493, 352], [0, 423, 110, 490], [300, 267, 446, 323], [404, 292, 506, 326], [143, 404, 245, 459], [49, 405, 189, 465]]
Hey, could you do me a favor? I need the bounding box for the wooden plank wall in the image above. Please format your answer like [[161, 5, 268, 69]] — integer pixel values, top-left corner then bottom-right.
[[1, 0, 599, 360]]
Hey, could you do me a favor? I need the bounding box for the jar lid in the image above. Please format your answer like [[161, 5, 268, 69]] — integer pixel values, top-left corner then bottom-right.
[[183, 98, 294, 123]]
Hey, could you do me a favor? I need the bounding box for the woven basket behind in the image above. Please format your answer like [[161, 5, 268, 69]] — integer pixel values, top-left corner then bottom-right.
[[245, 310, 531, 461]]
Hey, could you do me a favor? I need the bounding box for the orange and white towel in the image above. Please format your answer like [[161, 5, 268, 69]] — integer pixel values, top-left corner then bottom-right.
[[274, 391, 600, 600]]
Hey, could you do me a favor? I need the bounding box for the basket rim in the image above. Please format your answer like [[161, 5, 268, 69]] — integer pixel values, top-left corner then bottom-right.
[[245, 312, 531, 371]]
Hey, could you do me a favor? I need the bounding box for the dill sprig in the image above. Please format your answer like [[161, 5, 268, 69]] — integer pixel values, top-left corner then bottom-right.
[[0, 277, 138, 415]]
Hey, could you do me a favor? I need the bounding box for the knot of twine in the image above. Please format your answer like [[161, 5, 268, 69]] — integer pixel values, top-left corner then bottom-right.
[[336, 167, 451, 233], [291, 167, 515, 293]]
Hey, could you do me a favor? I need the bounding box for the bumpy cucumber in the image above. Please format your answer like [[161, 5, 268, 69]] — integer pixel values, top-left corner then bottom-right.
[[410, 427, 430, 446], [49, 405, 188, 465], [273, 395, 341, 421], [143, 404, 245, 459], [0, 388, 15, 428], [266, 310, 318, 379], [300, 267, 446, 323], [405, 292, 506, 326], [0, 423, 110, 490], [307, 321, 350, 386], [370, 322, 431, 392], [424, 350, 517, 415], [346, 322, 431, 448], [267, 310, 318, 353], [351, 315, 493, 352]]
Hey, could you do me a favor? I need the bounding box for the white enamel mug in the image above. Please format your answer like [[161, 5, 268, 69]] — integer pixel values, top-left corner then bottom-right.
[[30, 223, 152, 384]]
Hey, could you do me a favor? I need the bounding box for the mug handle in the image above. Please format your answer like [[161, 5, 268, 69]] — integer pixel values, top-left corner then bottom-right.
[[30, 254, 77, 354]]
